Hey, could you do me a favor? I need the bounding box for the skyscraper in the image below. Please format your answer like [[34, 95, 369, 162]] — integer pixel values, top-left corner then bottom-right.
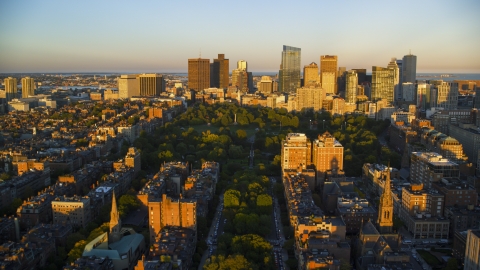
[[279, 45, 301, 92], [387, 58, 400, 101], [377, 166, 393, 233], [21, 77, 35, 98], [345, 70, 358, 104], [432, 81, 458, 110], [320, 55, 338, 93], [237, 60, 247, 71], [296, 85, 325, 112], [118, 75, 139, 98], [188, 58, 210, 92], [138, 74, 165, 96], [402, 53, 417, 84], [211, 54, 229, 89], [258, 76, 273, 95], [303, 62, 319, 87], [4, 77, 17, 101], [371, 66, 395, 103]]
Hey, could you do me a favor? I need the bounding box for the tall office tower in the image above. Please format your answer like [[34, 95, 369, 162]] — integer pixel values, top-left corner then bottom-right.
[[281, 133, 311, 171], [337, 67, 347, 95], [231, 69, 249, 93], [188, 58, 210, 92], [4, 77, 17, 101], [237, 60, 247, 71], [279, 45, 301, 92], [296, 85, 325, 112], [464, 229, 480, 270], [402, 82, 415, 102], [312, 131, 344, 177], [437, 81, 458, 110], [118, 75, 139, 98], [211, 54, 229, 89], [303, 62, 319, 87], [402, 53, 417, 83], [345, 70, 358, 104], [387, 58, 400, 101], [320, 55, 338, 93], [138, 74, 165, 96], [416, 83, 431, 110], [21, 77, 35, 98], [377, 166, 393, 233], [352, 69, 367, 84], [258, 76, 273, 95], [371, 66, 395, 103], [396, 59, 403, 84]]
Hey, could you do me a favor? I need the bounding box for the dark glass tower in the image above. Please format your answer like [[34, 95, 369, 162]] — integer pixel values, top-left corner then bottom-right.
[[279, 45, 301, 93]]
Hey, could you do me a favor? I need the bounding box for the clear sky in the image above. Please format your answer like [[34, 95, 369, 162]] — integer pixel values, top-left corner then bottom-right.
[[0, 0, 479, 73]]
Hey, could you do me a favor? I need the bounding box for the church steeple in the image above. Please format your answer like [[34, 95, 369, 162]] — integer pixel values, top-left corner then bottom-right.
[[377, 163, 393, 233], [109, 191, 122, 243]]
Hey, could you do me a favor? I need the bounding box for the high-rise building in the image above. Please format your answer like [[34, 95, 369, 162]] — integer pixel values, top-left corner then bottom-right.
[[21, 77, 35, 98], [402, 53, 417, 84], [377, 166, 393, 233], [237, 60, 247, 71], [212, 54, 229, 89], [416, 83, 431, 110], [188, 58, 210, 92], [303, 62, 319, 87], [345, 70, 358, 104], [371, 66, 395, 103], [387, 58, 400, 101], [432, 81, 458, 110], [396, 59, 403, 84], [118, 75, 139, 99], [258, 76, 273, 95], [296, 86, 325, 112], [337, 67, 347, 95], [464, 229, 480, 270], [320, 55, 338, 93], [312, 131, 344, 177], [4, 77, 17, 101], [352, 69, 367, 85], [231, 69, 249, 93], [402, 82, 415, 102], [138, 74, 165, 96], [279, 45, 301, 92], [281, 133, 311, 171]]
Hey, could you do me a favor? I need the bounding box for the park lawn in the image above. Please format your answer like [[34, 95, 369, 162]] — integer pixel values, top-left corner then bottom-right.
[[417, 249, 441, 266]]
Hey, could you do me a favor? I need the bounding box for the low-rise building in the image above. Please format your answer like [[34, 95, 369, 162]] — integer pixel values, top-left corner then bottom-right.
[[52, 196, 91, 228]]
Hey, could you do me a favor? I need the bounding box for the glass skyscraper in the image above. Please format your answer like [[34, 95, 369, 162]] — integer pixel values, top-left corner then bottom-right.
[[279, 45, 301, 93]]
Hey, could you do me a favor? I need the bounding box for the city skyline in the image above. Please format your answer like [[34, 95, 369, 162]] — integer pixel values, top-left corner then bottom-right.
[[0, 0, 479, 73]]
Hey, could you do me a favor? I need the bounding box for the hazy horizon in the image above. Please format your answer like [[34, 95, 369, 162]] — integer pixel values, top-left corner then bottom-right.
[[1, 0, 479, 73]]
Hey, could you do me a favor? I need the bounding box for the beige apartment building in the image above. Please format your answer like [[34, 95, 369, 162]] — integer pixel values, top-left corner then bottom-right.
[[303, 62, 319, 87], [51, 196, 91, 228], [281, 133, 312, 171], [312, 131, 343, 178], [21, 77, 35, 98], [296, 85, 325, 112]]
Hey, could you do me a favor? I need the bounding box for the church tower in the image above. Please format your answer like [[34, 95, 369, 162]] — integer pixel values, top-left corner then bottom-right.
[[109, 191, 122, 243], [377, 165, 393, 233]]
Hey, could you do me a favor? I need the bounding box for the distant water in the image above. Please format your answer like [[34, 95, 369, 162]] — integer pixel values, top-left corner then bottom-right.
[[416, 73, 480, 81]]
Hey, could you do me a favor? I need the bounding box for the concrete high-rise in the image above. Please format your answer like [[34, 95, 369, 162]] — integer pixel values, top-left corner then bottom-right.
[[296, 85, 325, 112], [303, 62, 319, 87], [118, 75, 139, 98], [345, 70, 358, 104], [21, 77, 35, 98], [402, 53, 417, 84], [188, 58, 210, 92], [432, 81, 458, 110], [4, 77, 17, 101], [371, 66, 395, 103], [320, 55, 338, 93], [212, 54, 229, 89], [279, 45, 301, 92], [231, 69, 249, 93], [138, 74, 165, 96], [281, 133, 311, 171], [387, 58, 400, 101], [237, 60, 247, 71]]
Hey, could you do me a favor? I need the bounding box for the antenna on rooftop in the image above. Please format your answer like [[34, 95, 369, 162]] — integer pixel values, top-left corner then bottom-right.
[[199, 48, 201, 58]]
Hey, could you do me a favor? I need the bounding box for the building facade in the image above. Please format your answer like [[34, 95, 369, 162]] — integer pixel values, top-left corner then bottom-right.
[[279, 45, 301, 93], [4, 77, 17, 101], [371, 66, 395, 103], [303, 62, 319, 87], [296, 86, 325, 112], [464, 229, 480, 270], [312, 132, 344, 178], [410, 152, 460, 188], [212, 54, 229, 89], [21, 77, 35, 98], [188, 58, 210, 92], [51, 196, 91, 228], [402, 53, 417, 84], [138, 74, 165, 96], [281, 133, 311, 171], [345, 70, 358, 104], [320, 55, 338, 94], [118, 74, 139, 99]]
